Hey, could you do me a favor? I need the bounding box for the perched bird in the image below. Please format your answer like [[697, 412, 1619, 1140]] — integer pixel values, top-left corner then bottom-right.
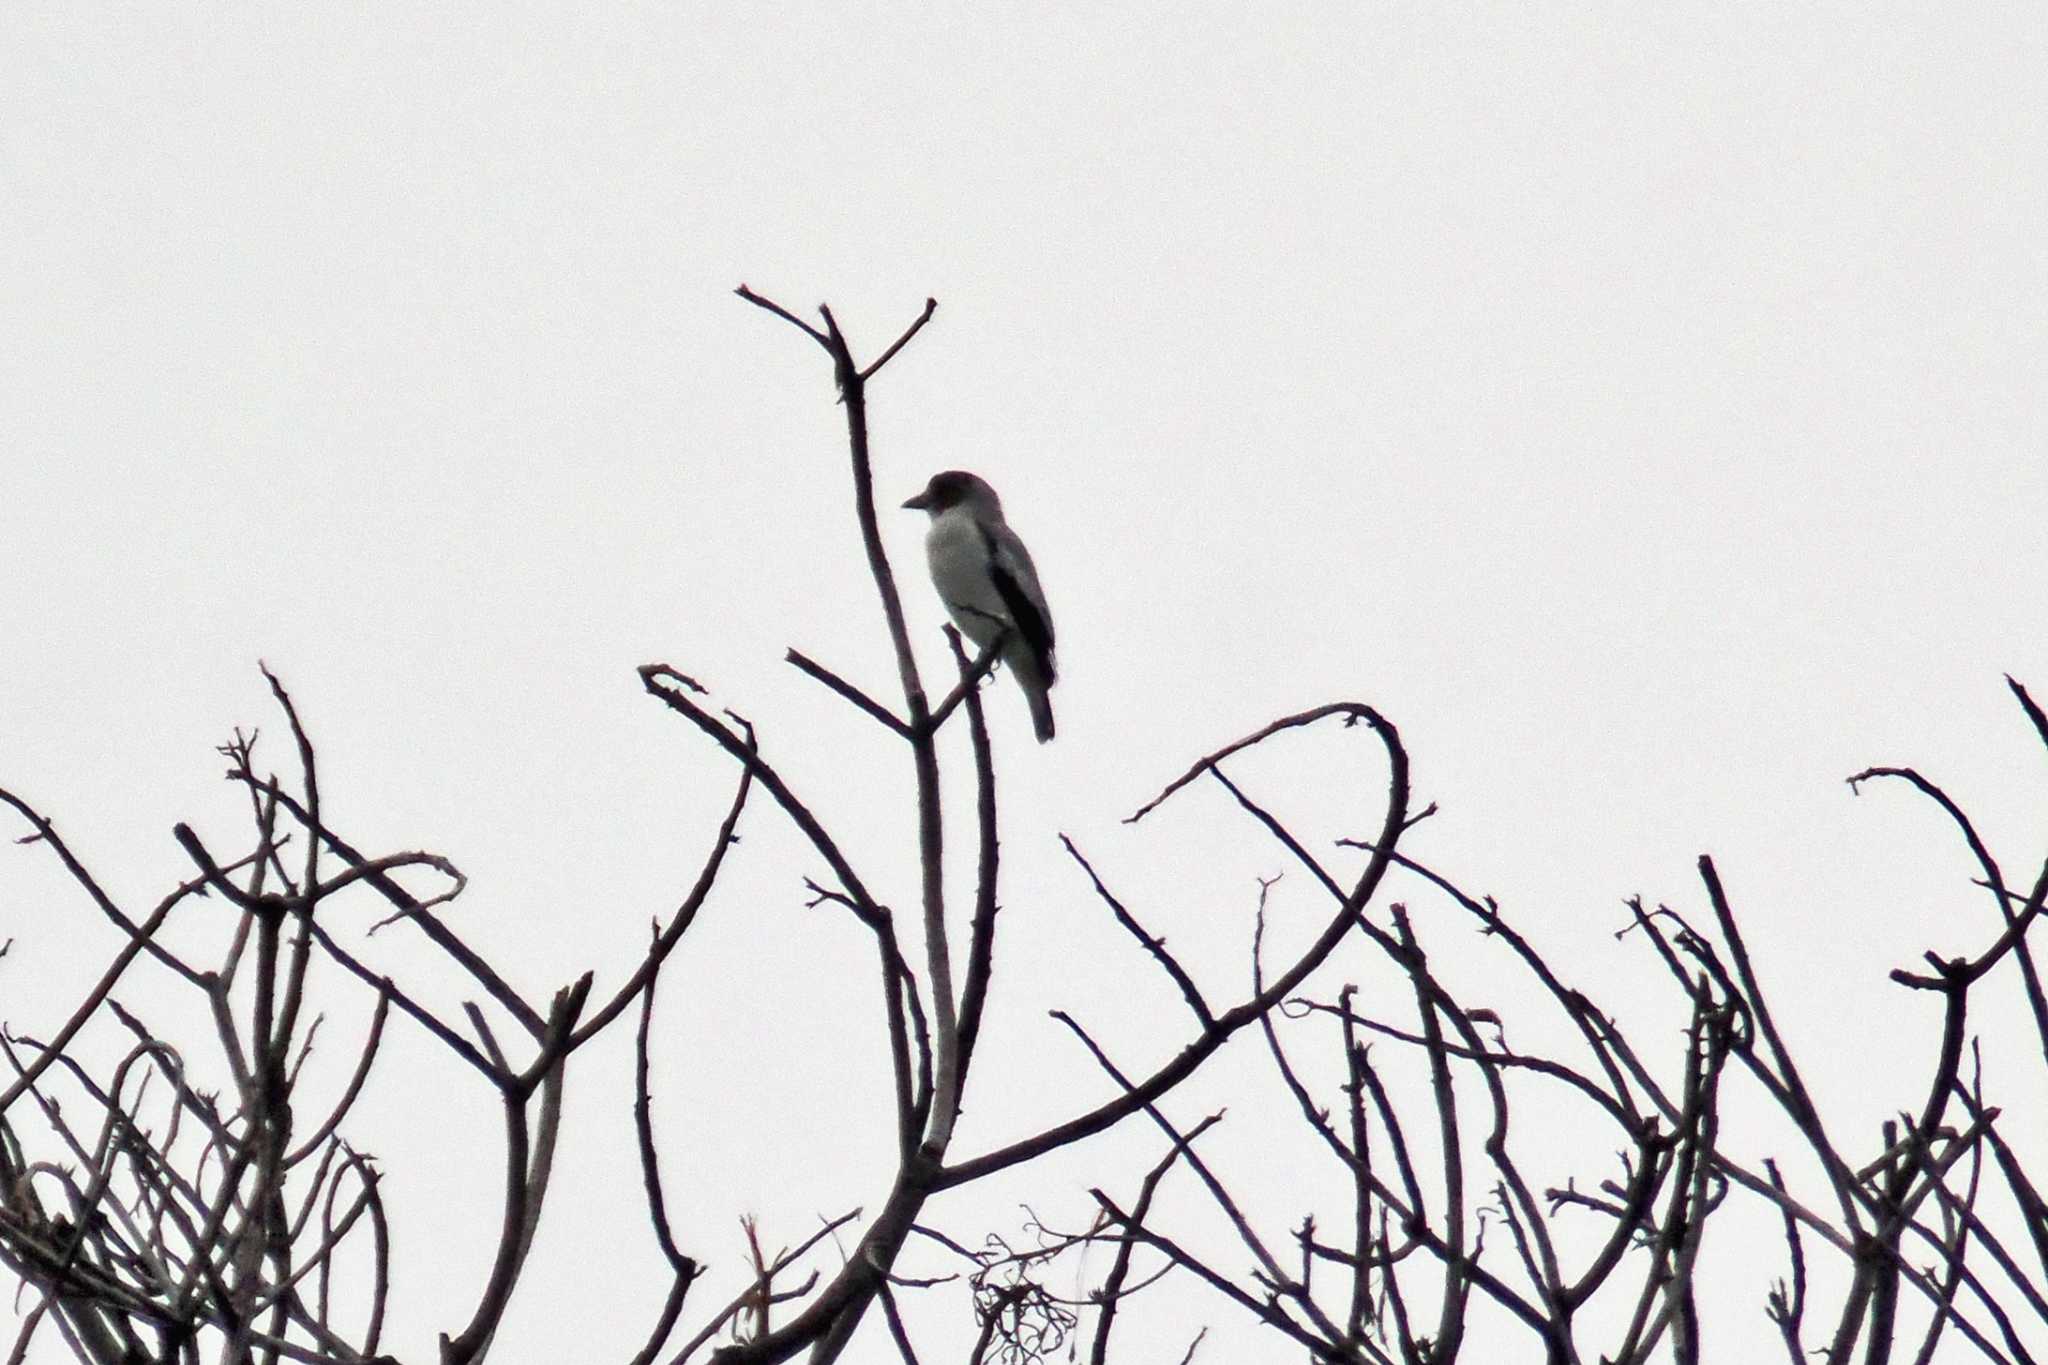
[[902, 470, 1057, 742]]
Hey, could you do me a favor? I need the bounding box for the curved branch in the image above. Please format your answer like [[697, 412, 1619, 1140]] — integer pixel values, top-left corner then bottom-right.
[[940, 703, 1407, 1190]]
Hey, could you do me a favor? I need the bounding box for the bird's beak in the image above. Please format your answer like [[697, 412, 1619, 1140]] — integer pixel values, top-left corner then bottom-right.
[[901, 491, 931, 511]]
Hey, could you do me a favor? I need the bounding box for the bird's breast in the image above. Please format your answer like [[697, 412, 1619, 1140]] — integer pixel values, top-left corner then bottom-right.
[[925, 514, 1008, 644]]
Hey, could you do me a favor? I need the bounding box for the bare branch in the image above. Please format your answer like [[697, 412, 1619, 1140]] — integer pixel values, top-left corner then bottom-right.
[[785, 650, 910, 738], [1060, 835, 1213, 1027], [858, 298, 938, 382]]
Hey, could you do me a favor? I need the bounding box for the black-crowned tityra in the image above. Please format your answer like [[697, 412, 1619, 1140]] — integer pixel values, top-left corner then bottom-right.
[[902, 470, 1057, 742]]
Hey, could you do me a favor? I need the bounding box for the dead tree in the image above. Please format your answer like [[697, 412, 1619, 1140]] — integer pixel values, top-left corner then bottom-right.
[[640, 290, 1415, 1363], [3, 291, 2042, 1365], [0, 292, 1412, 1363], [913, 682, 2048, 1365]]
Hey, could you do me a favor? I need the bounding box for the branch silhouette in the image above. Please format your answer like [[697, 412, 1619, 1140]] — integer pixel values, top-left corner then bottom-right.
[[3, 296, 2045, 1365]]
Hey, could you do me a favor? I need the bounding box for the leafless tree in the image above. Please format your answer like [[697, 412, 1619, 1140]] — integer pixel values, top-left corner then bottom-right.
[[3, 292, 2043, 1364], [1005, 688, 2048, 1365]]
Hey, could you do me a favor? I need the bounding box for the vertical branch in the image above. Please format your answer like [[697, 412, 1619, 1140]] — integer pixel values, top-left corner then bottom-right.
[[1392, 907, 1468, 1361], [264, 670, 322, 1062], [1666, 1016, 1728, 1365], [629, 926, 700, 1365], [226, 897, 288, 1365], [1863, 972, 1972, 1365], [1697, 857, 1865, 1239], [1340, 991, 1374, 1346], [437, 1074, 531, 1365], [723, 291, 962, 1365], [735, 289, 962, 1163], [813, 300, 937, 719], [949, 627, 1003, 1087], [815, 305, 961, 1149], [1764, 1158, 1809, 1364], [438, 981, 590, 1365]]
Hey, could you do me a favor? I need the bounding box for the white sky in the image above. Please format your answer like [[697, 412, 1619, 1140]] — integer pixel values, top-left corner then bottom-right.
[[3, 6, 2046, 1363]]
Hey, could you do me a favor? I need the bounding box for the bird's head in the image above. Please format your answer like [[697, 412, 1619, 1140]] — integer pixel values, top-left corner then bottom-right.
[[902, 470, 1002, 519]]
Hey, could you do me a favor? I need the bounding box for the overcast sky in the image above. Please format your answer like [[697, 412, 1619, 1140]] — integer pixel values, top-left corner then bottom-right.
[[4, 6, 2045, 1362]]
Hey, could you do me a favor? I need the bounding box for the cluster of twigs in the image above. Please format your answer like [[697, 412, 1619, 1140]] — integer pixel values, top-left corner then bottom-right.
[[0, 660, 752, 1365], [995, 671, 2048, 1363], [3, 291, 2043, 1365]]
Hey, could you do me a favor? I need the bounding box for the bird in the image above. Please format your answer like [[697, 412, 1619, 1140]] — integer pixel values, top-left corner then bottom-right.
[[902, 470, 1057, 742]]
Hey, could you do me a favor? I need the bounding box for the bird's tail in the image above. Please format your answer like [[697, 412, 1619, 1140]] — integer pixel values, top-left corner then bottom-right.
[[1026, 683, 1055, 744], [1005, 642, 1057, 743]]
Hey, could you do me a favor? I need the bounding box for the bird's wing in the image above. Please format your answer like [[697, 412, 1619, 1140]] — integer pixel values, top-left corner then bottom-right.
[[978, 519, 1055, 678]]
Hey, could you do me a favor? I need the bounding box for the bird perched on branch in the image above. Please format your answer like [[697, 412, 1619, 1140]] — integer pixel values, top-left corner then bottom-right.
[[902, 470, 1057, 742]]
